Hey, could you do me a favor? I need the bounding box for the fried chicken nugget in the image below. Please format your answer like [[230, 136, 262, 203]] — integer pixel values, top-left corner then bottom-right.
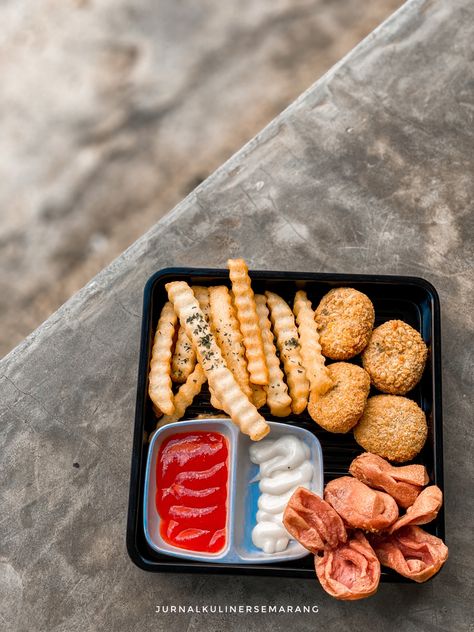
[[265, 291, 309, 414], [166, 281, 269, 440], [293, 290, 333, 397], [148, 301, 177, 416], [354, 395, 428, 462], [228, 259, 268, 386], [255, 294, 291, 416], [362, 320, 428, 395], [157, 363, 207, 427], [315, 288, 374, 360], [170, 325, 196, 383], [308, 362, 370, 433]]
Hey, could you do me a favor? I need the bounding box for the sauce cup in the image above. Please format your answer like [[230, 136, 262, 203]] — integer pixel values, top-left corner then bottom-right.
[[144, 418, 323, 564]]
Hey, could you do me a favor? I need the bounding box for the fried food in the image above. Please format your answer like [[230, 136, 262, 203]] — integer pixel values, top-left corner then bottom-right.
[[370, 525, 448, 582], [324, 477, 398, 532], [349, 453, 428, 508], [250, 383, 267, 409], [362, 320, 428, 395], [192, 285, 221, 409], [170, 326, 196, 383], [353, 395, 428, 462], [227, 258, 268, 386], [388, 486, 443, 533], [157, 363, 207, 427], [148, 301, 177, 416], [314, 287, 374, 360], [152, 403, 162, 419], [284, 489, 380, 599], [165, 281, 269, 440], [209, 285, 252, 399], [315, 531, 380, 601], [283, 487, 347, 553], [254, 294, 292, 416], [308, 362, 370, 433], [192, 285, 211, 319], [195, 413, 230, 419], [265, 291, 309, 414], [293, 290, 333, 396]]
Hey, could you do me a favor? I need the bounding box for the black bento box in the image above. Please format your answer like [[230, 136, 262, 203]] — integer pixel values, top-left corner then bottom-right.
[[126, 268, 444, 581]]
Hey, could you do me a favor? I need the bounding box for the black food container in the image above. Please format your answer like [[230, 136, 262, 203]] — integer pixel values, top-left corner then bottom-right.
[[127, 268, 444, 581]]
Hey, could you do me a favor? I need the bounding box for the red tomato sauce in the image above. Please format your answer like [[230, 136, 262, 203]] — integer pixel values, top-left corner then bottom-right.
[[156, 431, 228, 553]]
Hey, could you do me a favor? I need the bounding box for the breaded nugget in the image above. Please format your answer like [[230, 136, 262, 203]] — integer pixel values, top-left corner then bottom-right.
[[315, 288, 374, 360], [308, 362, 370, 433], [354, 395, 428, 462], [362, 320, 428, 395]]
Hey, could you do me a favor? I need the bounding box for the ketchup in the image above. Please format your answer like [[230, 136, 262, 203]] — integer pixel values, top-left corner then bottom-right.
[[156, 431, 228, 553]]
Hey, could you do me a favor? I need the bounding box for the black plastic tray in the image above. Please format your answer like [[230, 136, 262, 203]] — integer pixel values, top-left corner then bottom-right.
[[127, 268, 444, 581]]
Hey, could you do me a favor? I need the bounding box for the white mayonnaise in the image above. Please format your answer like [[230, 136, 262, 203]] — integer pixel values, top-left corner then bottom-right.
[[249, 435, 313, 554]]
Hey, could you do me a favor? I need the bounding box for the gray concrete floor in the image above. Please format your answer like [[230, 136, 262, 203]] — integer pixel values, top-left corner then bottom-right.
[[1, 0, 473, 630], [0, 0, 402, 358]]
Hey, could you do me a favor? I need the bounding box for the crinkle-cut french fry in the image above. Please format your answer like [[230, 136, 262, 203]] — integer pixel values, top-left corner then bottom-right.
[[192, 285, 222, 409], [166, 281, 269, 441], [293, 290, 333, 397], [227, 258, 268, 386], [255, 294, 292, 416], [157, 363, 207, 427], [152, 403, 162, 418], [171, 325, 196, 383], [209, 285, 252, 398], [209, 388, 223, 410], [251, 383, 267, 409], [148, 301, 177, 415], [265, 291, 309, 414], [196, 413, 230, 419], [192, 286, 211, 321]]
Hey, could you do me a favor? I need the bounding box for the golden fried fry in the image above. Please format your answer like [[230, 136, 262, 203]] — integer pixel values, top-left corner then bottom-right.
[[166, 281, 269, 440], [265, 291, 309, 414], [227, 258, 268, 386], [209, 387, 223, 410], [192, 286, 211, 320], [148, 301, 177, 416], [191, 285, 222, 409], [170, 326, 196, 383], [251, 383, 267, 409], [255, 294, 292, 416], [293, 290, 333, 396], [157, 363, 207, 427], [209, 285, 252, 398], [196, 413, 230, 419]]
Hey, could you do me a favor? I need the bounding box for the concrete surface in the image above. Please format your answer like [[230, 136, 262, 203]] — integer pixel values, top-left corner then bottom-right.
[[1, 0, 473, 630], [0, 0, 402, 357]]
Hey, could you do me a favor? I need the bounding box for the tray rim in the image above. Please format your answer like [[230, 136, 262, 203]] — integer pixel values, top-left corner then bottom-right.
[[126, 267, 444, 581]]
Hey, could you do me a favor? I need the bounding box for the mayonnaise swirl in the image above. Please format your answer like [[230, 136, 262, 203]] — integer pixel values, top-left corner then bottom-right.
[[249, 435, 313, 554]]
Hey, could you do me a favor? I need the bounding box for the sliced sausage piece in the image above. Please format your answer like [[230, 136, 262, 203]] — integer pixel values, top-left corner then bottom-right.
[[388, 486, 443, 533], [315, 531, 381, 600], [283, 486, 347, 553], [349, 452, 429, 509], [324, 477, 398, 532], [370, 525, 448, 582]]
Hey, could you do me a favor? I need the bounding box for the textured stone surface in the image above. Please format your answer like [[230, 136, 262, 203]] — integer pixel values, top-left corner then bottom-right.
[[0, 0, 402, 357], [1, 0, 474, 630]]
